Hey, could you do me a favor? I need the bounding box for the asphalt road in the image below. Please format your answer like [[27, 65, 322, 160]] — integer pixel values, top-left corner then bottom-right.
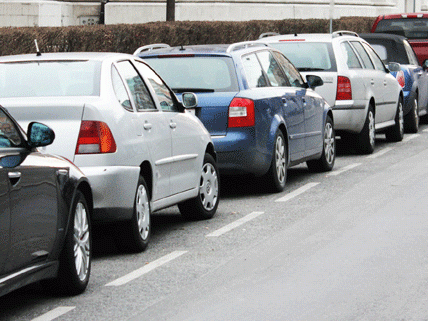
[[1, 125, 428, 320]]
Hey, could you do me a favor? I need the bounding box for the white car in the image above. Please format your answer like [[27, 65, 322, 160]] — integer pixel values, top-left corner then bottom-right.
[[259, 31, 404, 154], [0, 52, 219, 252]]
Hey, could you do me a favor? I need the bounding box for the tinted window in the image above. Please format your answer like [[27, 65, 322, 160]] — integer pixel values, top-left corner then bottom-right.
[[351, 41, 375, 70], [0, 110, 22, 148], [362, 43, 386, 71], [375, 18, 428, 39], [341, 42, 362, 69], [362, 38, 409, 64], [0, 60, 101, 98], [144, 56, 239, 92], [273, 51, 304, 87], [257, 50, 289, 87], [270, 42, 336, 72], [404, 40, 419, 65], [242, 53, 268, 88], [116, 61, 156, 111], [112, 65, 133, 111]]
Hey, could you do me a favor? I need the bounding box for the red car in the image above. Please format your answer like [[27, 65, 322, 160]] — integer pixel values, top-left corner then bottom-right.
[[371, 13, 428, 66]]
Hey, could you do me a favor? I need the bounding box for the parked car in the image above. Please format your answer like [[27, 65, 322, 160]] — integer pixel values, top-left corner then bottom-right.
[[371, 13, 428, 66], [137, 42, 335, 193], [258, 31, 405, 154], [0, 52, 219, 253], [360, 33, 428, 133], [0, 106, 92, 297]]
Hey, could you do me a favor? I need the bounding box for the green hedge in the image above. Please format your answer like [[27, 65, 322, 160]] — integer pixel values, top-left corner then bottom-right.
[[0, 16, 374, 56]]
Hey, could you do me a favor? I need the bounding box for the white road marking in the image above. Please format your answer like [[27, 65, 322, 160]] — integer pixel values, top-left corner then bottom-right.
[[327, 163, 361, 177], [423, 129, 428, 133], [275, 183, 320, 203], [105, 251, 187, 286], [32, 307, 75, 321], [206, 211, 264, 237], [366, 147, 393, 159], [403, 134, 419, 142]]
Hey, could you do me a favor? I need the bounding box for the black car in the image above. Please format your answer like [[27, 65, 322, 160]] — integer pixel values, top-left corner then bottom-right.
[[0, 106, 93, 297]]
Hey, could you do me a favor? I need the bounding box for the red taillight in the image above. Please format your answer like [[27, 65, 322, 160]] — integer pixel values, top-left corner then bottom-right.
[[76, 121, 117, 154], [228, 98, 255, 128], [395, 70, 405, 88], [336, 76, 352, 100]]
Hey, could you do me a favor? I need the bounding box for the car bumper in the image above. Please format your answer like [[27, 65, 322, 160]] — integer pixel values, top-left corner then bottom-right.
[[332, 100, 367, 134], [402, 90, 412, 116]]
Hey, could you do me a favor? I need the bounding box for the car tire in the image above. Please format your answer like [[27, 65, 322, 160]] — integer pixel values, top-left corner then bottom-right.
[[179, 153, 219, 220], [42, 190, 91, 295], [356, 105, 375, 154], [307, 115, 335, 172], [404, 96, 419, 133], [385, 97, 404, 142], [115, 176, 151, 253], [264, 130, 287, 192]]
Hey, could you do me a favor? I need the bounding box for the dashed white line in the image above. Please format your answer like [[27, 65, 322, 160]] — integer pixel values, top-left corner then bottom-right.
[[275, 182, 319, 202], [206, 211, 264, 237], [105, 251, 187, 286], [403, 134, 419, 142], [327, 163, 361, 177], [366, 147, 394, 159], [32, 307, 75, 321]]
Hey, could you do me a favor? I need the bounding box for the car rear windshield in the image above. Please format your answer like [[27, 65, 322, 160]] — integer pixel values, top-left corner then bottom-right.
[[143, 56, 239, 93], [374, 18, 428, 39], [269, 42, 337, 72], [0, 60, 101, 98]]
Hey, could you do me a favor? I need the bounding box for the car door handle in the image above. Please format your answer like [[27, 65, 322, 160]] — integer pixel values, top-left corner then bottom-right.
[[8, 171, 21, 186], [170, 121, 177, 129], [281, 98, 287, 107], [383, 80, 387, 86], [143, 122, 152, 130], [370, 80, 375, 85]]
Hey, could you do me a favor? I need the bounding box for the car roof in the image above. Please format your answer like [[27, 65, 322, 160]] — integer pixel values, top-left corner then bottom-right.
[[359, 33, 407, 43], [377, 13, 428, 19], [259, 31, 360, 43], [0, 52, 134, 62]]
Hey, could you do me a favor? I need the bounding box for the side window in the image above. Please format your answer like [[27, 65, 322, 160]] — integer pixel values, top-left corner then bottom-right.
[[115, 60, 156, 111], [256, 50, 289, 87], [242, 53, 268, 88], [351, 41, 375, 70], [362, 43, 386, 71], [341, 42, 362, 69], [134, 61, 179, 112], [0, 110, 22, 148], [111, 66, 132, 111], [404, 41, 419, 65], [273, 51, 304, 88]]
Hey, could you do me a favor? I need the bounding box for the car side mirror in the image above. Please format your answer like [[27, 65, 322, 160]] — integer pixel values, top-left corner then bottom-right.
[[388, 62, 401, 72], [27, 122, 55, 147], [182, 92, 198, 108], [306, 75, 324, 88], [423, 59, 428, 71]]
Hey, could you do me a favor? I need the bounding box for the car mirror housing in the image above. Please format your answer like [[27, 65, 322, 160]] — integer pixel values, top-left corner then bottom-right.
[[388, 62, 401, 72], [27, 122, 55, 147], [423, 59, 428, 71], [182, 92, 198, 108], [306, 75, 324, 88]]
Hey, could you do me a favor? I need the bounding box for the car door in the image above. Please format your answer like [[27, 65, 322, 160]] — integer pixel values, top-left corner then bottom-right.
[[405, 40, 428, 112], [114, 60, 172, 201], [134, 60, 201, 195], [0, 158, 10, 275]]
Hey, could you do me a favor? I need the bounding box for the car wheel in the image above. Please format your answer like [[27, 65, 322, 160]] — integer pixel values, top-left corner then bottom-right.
[[385, 97, 404, 142], [307, 115, 335, 172], [178, 153, 219, 220], [404, 96, 419, 133], [115, 176, 151, 253], [356, 105, 375, 154], [264, 130, 287, 192], [42, 190, 91, 295]]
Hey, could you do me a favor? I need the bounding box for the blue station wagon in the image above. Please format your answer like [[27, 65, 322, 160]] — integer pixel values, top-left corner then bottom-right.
[[137, 42, 335, 192]]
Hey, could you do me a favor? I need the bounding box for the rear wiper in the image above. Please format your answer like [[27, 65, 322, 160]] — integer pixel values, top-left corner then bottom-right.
[[298, 68, 326, 71], [173, 88, 215, 93]]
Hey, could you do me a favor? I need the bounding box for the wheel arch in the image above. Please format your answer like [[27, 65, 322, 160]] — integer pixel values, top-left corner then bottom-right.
[[277, 122, 289, 166], [140, 160, 153, 201], [77, 180, 93, 217], [205, 142, 217, 162]]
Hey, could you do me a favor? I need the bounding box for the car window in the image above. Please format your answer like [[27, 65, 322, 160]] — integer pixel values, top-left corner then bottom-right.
[[374, 18, 428, 39], [272, 51, 304, 87], [115, 60, 156, 111], [0, 109, 22, 148], [242, 53, 268, 88], [341, 42, 362, 69], [112, 65, 133, 111], [404, 40, 419, 66], [362, 43, 386, 71], [350, 41, 375, 70], [256, 50, 289, 87], [133, 61, 179, 112]]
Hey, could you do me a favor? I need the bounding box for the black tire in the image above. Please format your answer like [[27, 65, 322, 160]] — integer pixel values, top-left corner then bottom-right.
[[356, 105, 375, 154], [115, 176, 151, 253], [42, 190, 91, 295], [404, 96, 419, 133], [178, 153, 219, 220], [264, 130, 287, 192], [307, 115, 335, 172], [386, 97, 404, 142]]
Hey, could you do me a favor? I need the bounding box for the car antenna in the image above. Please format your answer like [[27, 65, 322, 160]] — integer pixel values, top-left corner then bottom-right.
[[34, 39, 41, 56], [179, 45, 185, 51]]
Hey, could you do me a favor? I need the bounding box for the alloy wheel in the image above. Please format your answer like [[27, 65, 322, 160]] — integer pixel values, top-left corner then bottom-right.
[[199, 163, 219, 211], [136, 184, 150, 240], [74, 202, 91, 282]]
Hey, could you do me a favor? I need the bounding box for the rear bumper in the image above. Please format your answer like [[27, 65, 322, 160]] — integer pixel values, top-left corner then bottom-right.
[[332, 100, 367, 134]]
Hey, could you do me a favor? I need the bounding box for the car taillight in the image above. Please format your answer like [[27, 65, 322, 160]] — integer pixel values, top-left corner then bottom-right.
[[228, 98, 255, 128], [76, 121, 117, 154], [336, 76, 352, 100], [395, 70, 405, 88]]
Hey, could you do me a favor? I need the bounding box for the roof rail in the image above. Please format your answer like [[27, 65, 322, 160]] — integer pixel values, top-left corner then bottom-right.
[[133, 43, 170, 55], [226, 41, 269, 53], [258, 32, 280, 39], [332, 31, 359, 38]]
